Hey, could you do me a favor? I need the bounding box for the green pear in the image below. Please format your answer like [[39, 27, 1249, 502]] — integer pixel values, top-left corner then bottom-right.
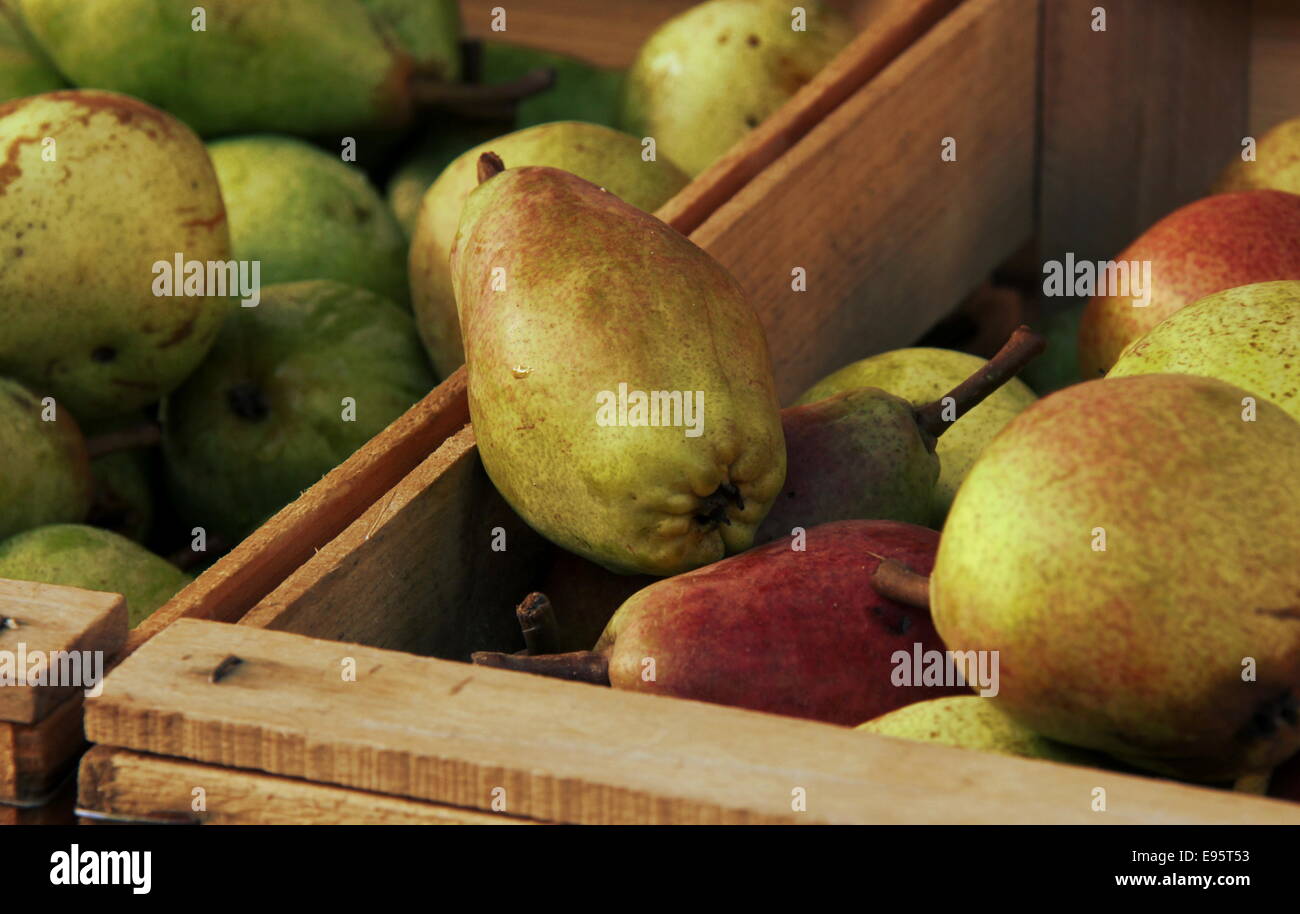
[[87, 449, 153, 544], [410, 122, 689, 376], [1020, 302, 1085, 395], [932, 374, 1300, 781], [479, 41, 625, 130], [1107, 280, 1300, 422], [797, 348, 1037, 523], [0, 90, 233, 420], [0, 377, 91, 540], [161, 281, 435, 541], [0, 0, 64, 101], [387, 121, 503, 239], [0, 524, 190, 627], [1215, 116, 1300, 195], [620, 0, 853, 176], [452, 160, 785, 576], [858, 696, 1107, 766], [209, 135, 409, 306], [18, 0, 460, 136]]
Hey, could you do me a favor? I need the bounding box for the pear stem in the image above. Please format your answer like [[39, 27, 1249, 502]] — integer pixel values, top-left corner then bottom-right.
[[409, 66, 556, 121], [471, 649, 611, 685], [871, 558, 931, 610], [85, 423, 162, 459], [913, 325, 1046, 439], [477, 151, 505, 184], [517, 592, 560, 656]]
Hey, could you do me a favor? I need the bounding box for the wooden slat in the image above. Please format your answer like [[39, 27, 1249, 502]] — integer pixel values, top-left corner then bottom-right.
[[1039, 0, 1252, 290], [85, 620, 1300, 825], [0, 693, 84, 802], [128, 369, 470, 654], [77, 746, 533, 825], [1249, 0, 1300, 135], [239, 426, 547, 660], [0, 580, 125, 724], [689, 0, 1038, 402], [0, 775, 75, 825]]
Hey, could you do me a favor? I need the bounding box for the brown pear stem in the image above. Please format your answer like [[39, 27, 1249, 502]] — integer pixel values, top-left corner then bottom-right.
[[471, 650, 611, 685], [871, 558, 931, 610], [409, 66, 556, 121], [913, 325, 1046, 439], [516, 592, 560, 656], [85, 423, 162, 459], [477, 151, 505, 184]]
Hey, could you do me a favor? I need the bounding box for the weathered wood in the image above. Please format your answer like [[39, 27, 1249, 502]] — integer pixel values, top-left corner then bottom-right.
[[1249, 0, 1300, 136], [77, 746, 534, 825], [85, 620, 1300, 825], [0, 693, 84, 803]]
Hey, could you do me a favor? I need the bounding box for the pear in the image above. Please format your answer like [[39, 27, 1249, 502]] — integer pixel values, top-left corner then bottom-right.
[[18, 0, 461, 136], [209, 135, 409, 307], [0, 377, 91, 540], [452, 158, 783, 576], [83, 411, 156, 544], [620, 0, 853, 176], [858, 696, 1108, 767], [387, 121, 502, 238], [1108, 280, 1300, 422], [479, 41, 625, 130], [0, 524, 190, 627], [0, 0, 64, 102], [795, 347, 1037, 524], [1215, 116, 1300, 196], [1020, 302, 1085, 395], [161, 281, 435, 541], [1078, 190, 1300, 378], [411, 123, 688, 376], [931, 374, 1300, 781], [0, 90, 233, 419], [476, 521, 963, 725]]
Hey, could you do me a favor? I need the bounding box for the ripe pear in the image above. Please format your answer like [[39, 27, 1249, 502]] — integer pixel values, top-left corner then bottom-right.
[[161, 281, 434, 541], [480, 41, 625, 130], [796, 347, 1037, 523], [0, 90, 232, 419], [932, 374, 1300, 781], [18, 0, 460, 136], [0, 524, 190, 627], [0, 377, 91, 540], [858, 696, 1107, 766], [1215, 116, 1300, 195], [411, 123, 689, 376], [453, 159, 783, 576], [477, 521, 963, 725], [0, 0, 64, 101], [1108, 280, 1300, 422], [209, 135, 408, 306], [1078, 190, 1300, 378], [620, 0, 853, 176]]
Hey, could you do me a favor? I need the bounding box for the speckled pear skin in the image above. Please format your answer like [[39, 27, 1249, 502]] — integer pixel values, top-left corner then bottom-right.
[[932, 375, 1300, 781], [1215, 116, 1300, 196], [593, 520, 961, 725], [754, 389, 937, 544], [0, 377, 91, 540], [797, 347, 1037, 523], [0, 90, 233, 419], [1077, 191, 1300, 380], [452, 165, 785, 576], [1108, 280, 1300, 422], [858, 696, 1108, 767]]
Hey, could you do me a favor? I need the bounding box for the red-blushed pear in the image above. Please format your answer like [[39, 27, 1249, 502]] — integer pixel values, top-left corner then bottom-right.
[[473, 520, 966, 727], [1077, 190, 1300, 378], [925, 374, 1300, 782], [1215, 116, 1300, 196]]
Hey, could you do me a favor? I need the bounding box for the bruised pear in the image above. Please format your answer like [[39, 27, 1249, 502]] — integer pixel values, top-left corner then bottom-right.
[[452, 157, 784, 575]]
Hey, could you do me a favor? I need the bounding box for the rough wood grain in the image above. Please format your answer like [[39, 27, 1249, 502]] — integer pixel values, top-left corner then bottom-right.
[[690, 0, 1038, 402], [85, 620, 1300, 825], [77, 746, 533, 825], [0, 693, 84, 803], [0, 775, 75, 825], [239, 427, 547, 661]]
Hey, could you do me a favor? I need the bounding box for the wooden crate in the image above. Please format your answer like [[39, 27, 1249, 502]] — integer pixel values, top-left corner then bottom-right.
[[78, 0, 1300, 823]]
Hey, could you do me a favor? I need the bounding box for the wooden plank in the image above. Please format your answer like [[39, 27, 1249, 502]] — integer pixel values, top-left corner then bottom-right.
[[1249, 0, 1300, 136], [0, 693, 84, 803], [0, 580, 124, 724], [1039, 0, 1252, 294], [689, 0, 1038, 402], [128, 369, 470, 655], [77, 746, 533, 825], [86, 620, 1300, 825], [0, 775, 75, 825], [239, 426, 547, 661]]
